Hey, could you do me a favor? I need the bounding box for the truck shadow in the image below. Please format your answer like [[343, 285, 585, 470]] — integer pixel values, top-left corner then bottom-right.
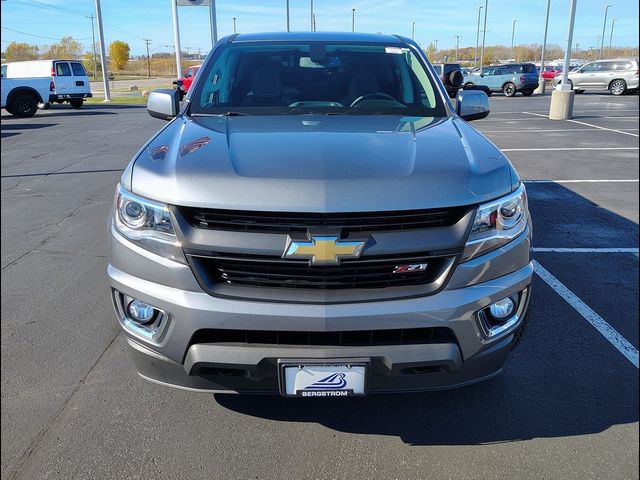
[[214, 183, 638, 445]]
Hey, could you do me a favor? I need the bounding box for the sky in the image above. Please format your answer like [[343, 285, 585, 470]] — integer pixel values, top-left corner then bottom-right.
[[1, 0, 638, 57]]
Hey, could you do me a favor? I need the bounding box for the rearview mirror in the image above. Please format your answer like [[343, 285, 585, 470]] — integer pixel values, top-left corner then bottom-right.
[[147, 89, 180, 121], [456, 89, 490, 121]]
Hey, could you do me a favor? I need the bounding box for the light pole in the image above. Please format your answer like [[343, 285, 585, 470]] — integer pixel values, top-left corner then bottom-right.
[[412, 22, 415, 40], [608, 18, 617, 58], [352, 8, 355, 32], [549, 0, 577, 120], [286, 0, 290, 32], [455, 35, 461, 62], [94, 0, 110, 101], [86, 15, 97, 79], [479, 0, 488, 74], [475, 5, 483, 68], [599, 4, 611, 59], [534, 0, 551, 94], [310, 0, 313, 31], [232, 17, 237, 34], [509, 19, 517, 62]]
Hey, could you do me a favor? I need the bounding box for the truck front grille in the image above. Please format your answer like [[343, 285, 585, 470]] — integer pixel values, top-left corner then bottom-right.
[[189, 327, 456, 347], [188, 252, 456, 290], [178, 206, 469, 234]]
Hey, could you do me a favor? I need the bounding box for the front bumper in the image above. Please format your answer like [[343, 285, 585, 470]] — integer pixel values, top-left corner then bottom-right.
[[107, 223, 532, 394]]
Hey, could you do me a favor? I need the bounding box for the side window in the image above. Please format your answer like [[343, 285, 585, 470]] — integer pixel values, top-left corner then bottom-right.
[[55, 62, 72, 76], [1, 65, 6, 78], [71, 62, 86, 76], [612, 62, 632, 71], [580, 63, 596, 72], [483, 68, 494, 76]]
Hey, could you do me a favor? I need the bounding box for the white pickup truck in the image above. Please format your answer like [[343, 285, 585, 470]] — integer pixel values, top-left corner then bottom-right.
[[1, 76, 53, 117]]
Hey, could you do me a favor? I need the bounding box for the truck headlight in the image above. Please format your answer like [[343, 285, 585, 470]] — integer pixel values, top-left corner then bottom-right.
[[461, 184, 528, 261], [114, 184, 185, 263]]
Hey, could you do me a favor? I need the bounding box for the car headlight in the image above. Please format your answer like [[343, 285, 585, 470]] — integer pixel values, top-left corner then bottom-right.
[[113, 184, 185, 263], [461, 184, 529, 261]]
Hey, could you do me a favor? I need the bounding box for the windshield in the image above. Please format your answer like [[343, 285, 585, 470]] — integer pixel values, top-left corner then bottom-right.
[[189, 42, 446, 116]]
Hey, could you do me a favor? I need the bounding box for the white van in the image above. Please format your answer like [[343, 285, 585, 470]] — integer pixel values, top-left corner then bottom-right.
[[3, 59, 92, 108]]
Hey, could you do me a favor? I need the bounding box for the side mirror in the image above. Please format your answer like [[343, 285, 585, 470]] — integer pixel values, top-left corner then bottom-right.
[[147, 89, 180, 120], [456, 89, 490, 121]]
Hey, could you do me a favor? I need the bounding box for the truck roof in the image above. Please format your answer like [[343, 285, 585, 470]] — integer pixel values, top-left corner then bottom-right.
[[230, 31, 407, 45]]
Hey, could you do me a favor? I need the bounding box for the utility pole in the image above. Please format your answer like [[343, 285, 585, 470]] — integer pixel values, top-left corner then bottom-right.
[[479, 0, 488, 74], [455, 35, 461, 62], [310, 0, 313, 31], [608, 18, 616, 58], [313, 14, 316, 31], [144, 39, 151, 78], [509, 19, 517, 62], [286, 0, 290, 32], [86, 15, 97, 79], [352, 8, 355, 32], [475, 5, 483, 68], [233, 17, 237, 34], [534, 0, 551, 94], [599, 5, 611, 60], [94, 0, 110, 101], [412, 22, 415, 40]]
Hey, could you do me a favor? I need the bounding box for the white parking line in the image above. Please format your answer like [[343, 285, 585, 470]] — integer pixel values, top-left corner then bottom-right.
[[567, 119, 640, 138], [501, 147, 639, 152], [533, 247, 639, 253], [524, 179, 639, 183], [533, 260, 639, 368], [482, 128, 639, 133]]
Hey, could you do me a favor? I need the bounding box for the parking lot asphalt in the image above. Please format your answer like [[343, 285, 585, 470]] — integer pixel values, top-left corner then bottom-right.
[[1, 92, 638, 480]]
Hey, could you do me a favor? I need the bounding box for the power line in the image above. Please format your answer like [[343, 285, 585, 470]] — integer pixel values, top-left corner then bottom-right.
[[12, 0, 88, 17], [1, 26, 92, 41]]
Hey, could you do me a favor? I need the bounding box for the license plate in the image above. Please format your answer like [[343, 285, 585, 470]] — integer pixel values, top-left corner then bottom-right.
[[280, 362, 367, 397]]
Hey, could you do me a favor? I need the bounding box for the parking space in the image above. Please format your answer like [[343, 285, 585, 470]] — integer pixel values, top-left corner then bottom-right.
[[1, 92, 638, 479]]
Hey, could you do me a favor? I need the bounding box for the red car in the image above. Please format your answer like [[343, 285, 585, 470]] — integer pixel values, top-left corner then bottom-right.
[[540, 65, 562, 80], [181, 65, 201, 92]]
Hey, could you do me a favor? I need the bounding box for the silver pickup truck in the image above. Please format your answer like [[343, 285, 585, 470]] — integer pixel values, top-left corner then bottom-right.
[[108, 32, 532, 397], [0, 74, 52, 117]]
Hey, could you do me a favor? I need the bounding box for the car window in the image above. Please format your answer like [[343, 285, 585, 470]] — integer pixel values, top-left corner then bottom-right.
[[611, 61, 633, 71], [483, 67, 494, 75], [55, 62, 72, 76], [522, 64, 536, 73], [70, 62, 86, 76], [580, 63, 597, 72], [191, 42, 446, 117], [1, 65, 6, 78]]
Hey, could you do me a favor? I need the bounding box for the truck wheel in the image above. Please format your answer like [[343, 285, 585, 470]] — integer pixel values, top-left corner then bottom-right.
[[521, 89, 534, 96], [502, 82, 516, 97], [38, 102, 51, 110], [10, 92, 38, 118], [609, 79, 627, 96], [70, 99, 84, 109]]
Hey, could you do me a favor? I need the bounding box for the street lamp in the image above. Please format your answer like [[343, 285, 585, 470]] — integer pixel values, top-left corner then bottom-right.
[[455, 35, 461, 62], [286, 0, 290, 32], [232, 17, 237, 34], [608, 18, 617, 58], [352, 8, 355, 32], [479, 0, 488, 74], [412, 21, 415, 40], [509, 19, 517, 62], [535, 0, 551, 94], [475, 5, 483, 68], [599, 4, 611, 59]]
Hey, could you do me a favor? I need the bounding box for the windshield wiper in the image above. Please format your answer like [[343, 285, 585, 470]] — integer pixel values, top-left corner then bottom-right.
[[191, 111, 251, 117]]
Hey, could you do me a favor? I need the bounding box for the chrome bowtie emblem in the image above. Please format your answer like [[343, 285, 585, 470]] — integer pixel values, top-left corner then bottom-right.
[[283, 234, 367, 265]]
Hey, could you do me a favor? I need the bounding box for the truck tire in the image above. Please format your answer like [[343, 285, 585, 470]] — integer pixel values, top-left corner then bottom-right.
[[521, 89, 534, 96], [70, 99, 84, 109], [10, 92, 38, 118]]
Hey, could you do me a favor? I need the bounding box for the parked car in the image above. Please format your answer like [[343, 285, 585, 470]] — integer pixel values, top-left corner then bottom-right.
[[463, 63, 539, 96], [109, 32, 532, 396], [553, 59, 639, 95], [539, 65, 562, 80], [2, 59, 92, 108], [181, 64, 201, 92], [432, 63, 464, 98], [1, 67, 53, 117]]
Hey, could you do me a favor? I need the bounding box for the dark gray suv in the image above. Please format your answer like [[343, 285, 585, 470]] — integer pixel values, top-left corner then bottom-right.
[[108, 32, 532, 396]]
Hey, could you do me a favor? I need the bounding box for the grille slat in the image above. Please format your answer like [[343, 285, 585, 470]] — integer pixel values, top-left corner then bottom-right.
[[190, 327, 455, 347], [180, 206, 469, 234], [191, 254, 451, 290]]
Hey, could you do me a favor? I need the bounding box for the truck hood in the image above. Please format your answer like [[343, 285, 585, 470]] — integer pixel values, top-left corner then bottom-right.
[[129, 114, 517, 211]]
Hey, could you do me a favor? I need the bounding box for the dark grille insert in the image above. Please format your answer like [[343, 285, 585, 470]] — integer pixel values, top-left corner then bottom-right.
[[189, 327, 455, 347], [178, 206, 469, 234], [189, 252, 455, 290]]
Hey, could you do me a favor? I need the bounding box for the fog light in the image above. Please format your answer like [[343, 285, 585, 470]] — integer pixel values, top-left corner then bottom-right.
[[128, 299, 156, 324], [489, 297, 515, 320]]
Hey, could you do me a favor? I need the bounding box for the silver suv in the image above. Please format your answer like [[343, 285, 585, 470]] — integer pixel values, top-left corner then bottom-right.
[[554, 58, 639, 95], [108, 32, 532, 396]]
